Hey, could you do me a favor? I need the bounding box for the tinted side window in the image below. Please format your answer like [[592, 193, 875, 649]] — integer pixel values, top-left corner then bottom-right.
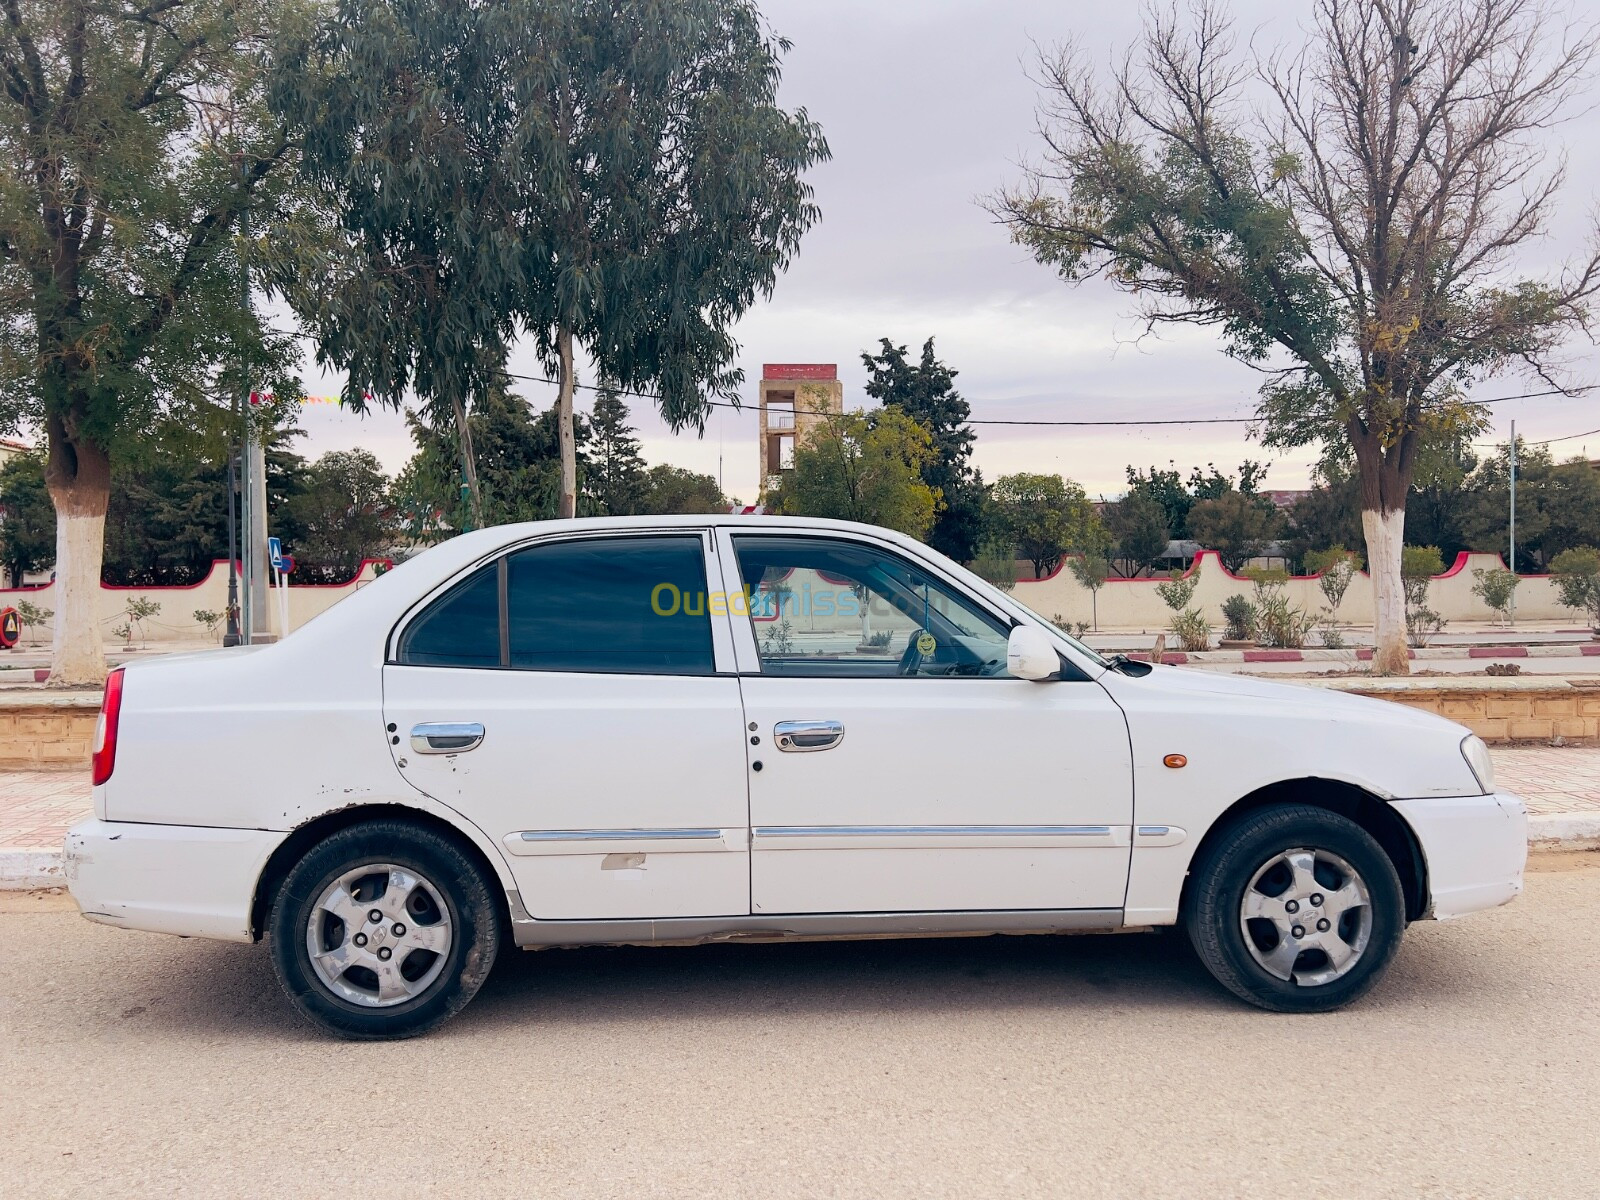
[[397, 563, 502, 668], [506, 536, 713, 674]]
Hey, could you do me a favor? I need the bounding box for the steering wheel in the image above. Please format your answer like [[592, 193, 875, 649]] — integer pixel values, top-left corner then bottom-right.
[[897, 633, 929, 677]]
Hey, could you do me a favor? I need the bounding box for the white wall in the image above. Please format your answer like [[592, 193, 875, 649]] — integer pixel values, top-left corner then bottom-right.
[[1012, 550, 1582, 630], [0, 560, 387, 645]]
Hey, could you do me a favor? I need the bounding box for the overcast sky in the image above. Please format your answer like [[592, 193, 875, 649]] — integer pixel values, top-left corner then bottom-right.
[[288, 0, 1600, 503]]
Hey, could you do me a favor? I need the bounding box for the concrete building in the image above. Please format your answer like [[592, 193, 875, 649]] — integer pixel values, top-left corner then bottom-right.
[[758, 364, 843, 496]]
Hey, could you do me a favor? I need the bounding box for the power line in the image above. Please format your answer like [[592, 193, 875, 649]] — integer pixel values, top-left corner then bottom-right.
[[494, 367, 1594, 429]]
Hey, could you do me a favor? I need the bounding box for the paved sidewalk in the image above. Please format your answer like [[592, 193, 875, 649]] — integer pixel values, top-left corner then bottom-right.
[[4, 748, 1598, 886]]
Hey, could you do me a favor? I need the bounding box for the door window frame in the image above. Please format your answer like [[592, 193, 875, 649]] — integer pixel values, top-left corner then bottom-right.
[[386, 528, 740, 676], [713, 527, 1032, 679]]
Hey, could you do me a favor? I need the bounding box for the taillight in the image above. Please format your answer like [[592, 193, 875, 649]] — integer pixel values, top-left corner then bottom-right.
[[92, 668, 125, 786]]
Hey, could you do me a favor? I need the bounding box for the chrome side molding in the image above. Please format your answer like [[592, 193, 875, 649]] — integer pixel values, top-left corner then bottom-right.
[[505, 905, 1127, 949]]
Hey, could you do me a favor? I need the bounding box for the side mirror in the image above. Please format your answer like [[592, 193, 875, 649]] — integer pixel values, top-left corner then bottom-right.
[[1007, 624, 1060, 682]]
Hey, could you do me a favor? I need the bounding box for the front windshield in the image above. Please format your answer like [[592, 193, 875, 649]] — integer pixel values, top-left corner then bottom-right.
[[995, 590, 1112, 669]]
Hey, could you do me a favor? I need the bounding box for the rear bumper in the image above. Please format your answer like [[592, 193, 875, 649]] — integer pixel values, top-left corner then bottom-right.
[[64, 819, 286, 943], [1391, 792, 1527, 920]]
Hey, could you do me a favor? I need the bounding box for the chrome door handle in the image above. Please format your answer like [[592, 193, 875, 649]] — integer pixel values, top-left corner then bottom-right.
[[773, 720, 845, 752], [409, 722, 486, 755]]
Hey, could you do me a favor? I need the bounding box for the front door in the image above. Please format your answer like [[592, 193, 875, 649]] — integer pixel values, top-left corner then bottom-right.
[[719, 530, 1133, 915], [383, 530, 749, 921]]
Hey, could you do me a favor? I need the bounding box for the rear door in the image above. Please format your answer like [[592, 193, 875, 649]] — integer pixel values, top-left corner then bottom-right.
[[382, 530, 750, 921]]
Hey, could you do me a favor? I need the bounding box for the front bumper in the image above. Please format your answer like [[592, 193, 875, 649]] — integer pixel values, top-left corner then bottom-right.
[[1391, 792, 1527, 920], [64, 819, 286, 943]]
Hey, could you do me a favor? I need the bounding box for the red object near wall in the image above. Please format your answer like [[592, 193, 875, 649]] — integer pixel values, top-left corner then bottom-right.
[[0, 606, 18, 649]]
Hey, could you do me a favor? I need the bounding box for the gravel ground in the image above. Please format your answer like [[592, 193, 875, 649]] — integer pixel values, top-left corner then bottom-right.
[[3, 856, 1598, 1199]]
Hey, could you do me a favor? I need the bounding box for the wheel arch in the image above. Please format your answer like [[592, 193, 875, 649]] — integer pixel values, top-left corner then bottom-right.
[[1179, 778, 1429, 923], [249, 803, 515, 941]]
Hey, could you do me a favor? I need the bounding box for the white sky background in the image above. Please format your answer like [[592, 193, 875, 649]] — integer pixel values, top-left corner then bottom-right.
[[288, 0, 1600, 504]]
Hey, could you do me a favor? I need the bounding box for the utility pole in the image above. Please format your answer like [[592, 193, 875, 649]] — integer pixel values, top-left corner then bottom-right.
[[1509, 419, 1518, 626], [223, 444, 241, 646]]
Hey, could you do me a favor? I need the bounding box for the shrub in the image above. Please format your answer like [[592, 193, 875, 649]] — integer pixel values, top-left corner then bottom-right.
[[1169, 608, 1211, 652], [1549, 547, 1600, 628], [15, 599, 50, 645], [1407, 606, 1447, 647], [1245, 568, 1314, 649], [1400, 545, 1445, 611], [1470, 567, 1520, 625], [1221, 594, 1257, 642], [1305, 546, 1360, 611], [1154, 571, 1198, 612], [193, 609, 224, 641]]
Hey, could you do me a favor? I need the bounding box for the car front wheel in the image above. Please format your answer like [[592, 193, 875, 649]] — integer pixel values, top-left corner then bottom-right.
[[268, 820, 501, 1039], [1184, 804, 1406, 1012]]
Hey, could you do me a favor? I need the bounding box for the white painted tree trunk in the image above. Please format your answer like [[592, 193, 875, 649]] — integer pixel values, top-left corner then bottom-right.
[[50, 508, 108, 686], [1362, 506, 1409, 676]]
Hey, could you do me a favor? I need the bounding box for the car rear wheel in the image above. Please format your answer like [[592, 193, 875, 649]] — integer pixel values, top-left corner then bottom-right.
[[1184, 805, 1405, 1013], [268, 820, 501, 1039]]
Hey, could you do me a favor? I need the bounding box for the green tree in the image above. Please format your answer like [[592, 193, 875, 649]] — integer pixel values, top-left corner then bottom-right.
[[0, 0, 312, 682], [991, 472, 1101, 579], [1104, 491, 1170, 578], [1550, 547, 1600, 629], [283, 451, 392, 583], [587, 389, 649, 517], [861, 337, 986, 561], [994, 1, 1599, 674], [283, 0, 825, 520], [1068, 553, 1111, 630], [394, 386, 590, 541], [1124, 465, 1195, 540], [774, 409, 936, 539], [0, 451, 54, 587], [637, 465, 729, 516], [101, 413, 304, 587], [1456, 441, 1600, 570], [1283, 473, 1365, 570], [1187, 492, 1285, 574]]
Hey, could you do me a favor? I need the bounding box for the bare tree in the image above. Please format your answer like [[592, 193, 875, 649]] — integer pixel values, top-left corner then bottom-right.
[[992, 0, 1600, 673]]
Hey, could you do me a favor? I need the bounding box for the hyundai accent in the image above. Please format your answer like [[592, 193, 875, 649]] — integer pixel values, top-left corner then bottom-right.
[[66, 516, 1527, 1038]]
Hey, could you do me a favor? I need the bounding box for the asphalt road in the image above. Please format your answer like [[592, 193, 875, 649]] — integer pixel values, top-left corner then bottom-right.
[[4, 858, 1599, 1199]]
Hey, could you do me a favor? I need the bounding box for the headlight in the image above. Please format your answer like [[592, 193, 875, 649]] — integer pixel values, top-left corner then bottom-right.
[[1460, 734, 1494, 793]]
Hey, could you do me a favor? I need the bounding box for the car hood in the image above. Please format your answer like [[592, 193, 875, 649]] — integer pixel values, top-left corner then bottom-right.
[[1097, 662, 1464, 733]]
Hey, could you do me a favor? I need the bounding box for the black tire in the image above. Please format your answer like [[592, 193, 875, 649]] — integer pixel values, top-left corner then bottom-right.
[[268, 820, 501, 1039], [1184, 805, 1405, 1013]]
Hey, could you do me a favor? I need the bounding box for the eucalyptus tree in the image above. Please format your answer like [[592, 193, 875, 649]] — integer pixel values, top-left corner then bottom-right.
[[993, 0, 1600, 674], [268, 0, 524, 528], [0, 0, 309, 683], [504, 0, 830, 517]]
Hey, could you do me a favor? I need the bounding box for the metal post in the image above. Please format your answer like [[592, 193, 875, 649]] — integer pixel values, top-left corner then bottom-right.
[[223, 448, 241, 646], [1509, 419, 1517, 626]]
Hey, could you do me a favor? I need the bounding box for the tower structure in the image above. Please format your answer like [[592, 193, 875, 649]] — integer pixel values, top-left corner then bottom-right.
[[758, 363, 843, 496]]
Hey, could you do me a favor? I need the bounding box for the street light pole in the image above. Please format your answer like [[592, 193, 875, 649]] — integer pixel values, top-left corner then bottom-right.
[[1509, 419, 1518, 626], [223, 444, 240, 646]]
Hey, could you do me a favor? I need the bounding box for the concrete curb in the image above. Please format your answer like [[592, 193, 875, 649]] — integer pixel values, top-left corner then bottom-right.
[[0, 848, 66, 889], [3, 819, 1595, 890], [1528, 812, 1600, 850]]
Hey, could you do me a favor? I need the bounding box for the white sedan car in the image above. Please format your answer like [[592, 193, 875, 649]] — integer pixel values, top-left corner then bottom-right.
[[67, 516, 1526, 1038]]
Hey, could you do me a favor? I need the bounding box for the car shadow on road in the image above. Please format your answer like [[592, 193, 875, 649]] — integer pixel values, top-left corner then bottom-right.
[[73, 916, 1517, 1043]]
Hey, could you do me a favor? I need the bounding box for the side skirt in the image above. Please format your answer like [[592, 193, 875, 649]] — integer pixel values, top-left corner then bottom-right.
[[504, 895, 1127, 949]]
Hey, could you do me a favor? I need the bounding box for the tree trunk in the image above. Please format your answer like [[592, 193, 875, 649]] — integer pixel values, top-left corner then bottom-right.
[[43, 429, 112, 687], [449, 392, 484, 530], [557, 326, 577, 519], [1362, 506, 1409, 676]]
